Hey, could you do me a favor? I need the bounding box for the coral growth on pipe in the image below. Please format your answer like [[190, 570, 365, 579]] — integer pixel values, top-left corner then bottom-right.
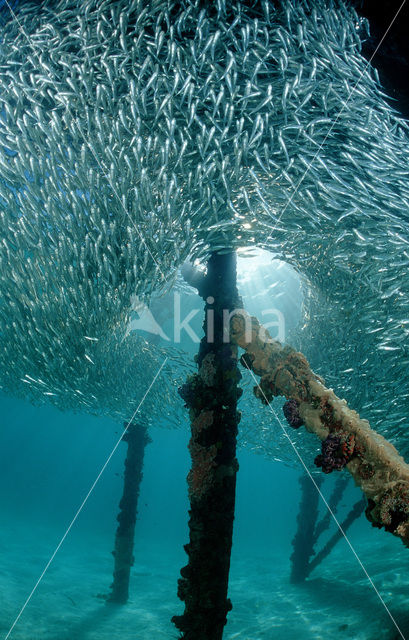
[[314, 433, 356, 474], [283, 399, 304, 429], [230, 311, 409, 547]]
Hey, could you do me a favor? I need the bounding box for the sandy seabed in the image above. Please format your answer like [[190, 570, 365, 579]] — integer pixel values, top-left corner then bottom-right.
[[1, 516, 409, 640]]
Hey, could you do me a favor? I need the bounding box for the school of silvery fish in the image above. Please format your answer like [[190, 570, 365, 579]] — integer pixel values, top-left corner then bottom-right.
[[0, 0, 409, 460]]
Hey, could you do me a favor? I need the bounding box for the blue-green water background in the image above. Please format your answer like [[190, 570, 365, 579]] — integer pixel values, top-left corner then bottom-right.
[[1, 0, 409, 636], [1, 388, 409, 640]]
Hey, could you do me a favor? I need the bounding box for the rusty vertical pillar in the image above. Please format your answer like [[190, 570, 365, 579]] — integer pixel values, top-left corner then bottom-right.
[[290, 473, 323, 584], [109, 421, 151, 604], [173, 252, 242, 639]]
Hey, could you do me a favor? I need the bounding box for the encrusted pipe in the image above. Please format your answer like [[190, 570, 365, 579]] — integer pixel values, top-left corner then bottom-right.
[[230, 311, 409, 547], [109, 421, 151, 604], [173, 252, 242, 640]]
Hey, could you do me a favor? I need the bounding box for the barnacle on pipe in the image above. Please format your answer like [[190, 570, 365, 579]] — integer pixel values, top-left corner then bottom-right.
[[231, 310, 409, 547]]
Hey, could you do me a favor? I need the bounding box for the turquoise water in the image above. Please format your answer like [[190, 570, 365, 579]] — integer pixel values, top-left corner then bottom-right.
[[1, 0, 409, 638], [1, 392, 408, 640]]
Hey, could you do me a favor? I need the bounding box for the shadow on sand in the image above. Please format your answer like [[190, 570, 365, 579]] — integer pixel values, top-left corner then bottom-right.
[[299, 576, 409, 639], [47, 601, 123, 640]]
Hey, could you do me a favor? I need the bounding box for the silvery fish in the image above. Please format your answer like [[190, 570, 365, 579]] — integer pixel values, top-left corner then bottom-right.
[[0, 0, 408, 464]]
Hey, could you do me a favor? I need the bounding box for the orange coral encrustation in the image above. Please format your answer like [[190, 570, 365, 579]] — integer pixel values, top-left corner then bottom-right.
[[187, 440, 218, 500], [230, 310, 409, 547]]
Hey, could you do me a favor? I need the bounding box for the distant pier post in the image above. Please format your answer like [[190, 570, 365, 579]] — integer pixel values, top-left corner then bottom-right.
[[109, 421, 151, 604], [290, 473, 323, 583], [306, 497, 365, 577], [173, 252, 242, 639]]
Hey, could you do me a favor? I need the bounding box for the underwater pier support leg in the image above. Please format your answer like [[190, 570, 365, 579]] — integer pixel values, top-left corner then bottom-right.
[[305, 498, 365, 577], [290, 473, 323, 584], [109, 421, 151, 604], [290, 475, 350, 582], [173, 252, 242, 640]]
